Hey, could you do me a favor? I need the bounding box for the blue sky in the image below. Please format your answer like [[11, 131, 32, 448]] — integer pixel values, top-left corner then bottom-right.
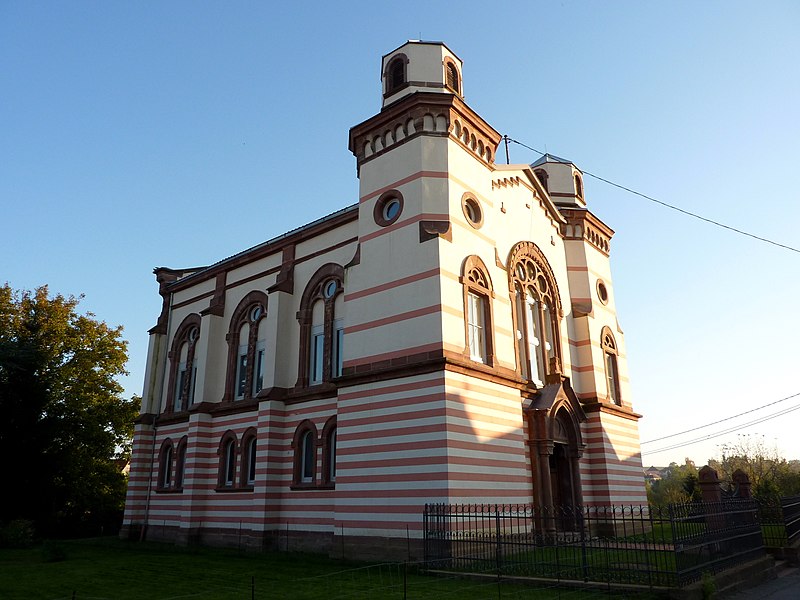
[[2, 1, 799, 467]]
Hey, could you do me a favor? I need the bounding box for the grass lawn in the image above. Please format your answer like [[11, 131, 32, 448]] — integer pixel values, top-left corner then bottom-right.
[[0, 537, 656, 600]]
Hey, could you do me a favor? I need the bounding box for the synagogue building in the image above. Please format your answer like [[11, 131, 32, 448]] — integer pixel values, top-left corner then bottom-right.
[[121, 41, 647, 557]]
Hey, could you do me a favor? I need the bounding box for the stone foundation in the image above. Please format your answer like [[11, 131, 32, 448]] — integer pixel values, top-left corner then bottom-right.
[[119, 522, 424, 562]]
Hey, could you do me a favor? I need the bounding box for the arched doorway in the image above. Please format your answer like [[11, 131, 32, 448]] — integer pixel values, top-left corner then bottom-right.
[[524, 380, 586, 533]]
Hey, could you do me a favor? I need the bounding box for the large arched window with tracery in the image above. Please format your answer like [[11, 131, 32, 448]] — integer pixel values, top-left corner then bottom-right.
[[224, 291, 269, 403], [297, 264, 345, 388], [165, 314, 201, 413], [508, 242, 562, 386]]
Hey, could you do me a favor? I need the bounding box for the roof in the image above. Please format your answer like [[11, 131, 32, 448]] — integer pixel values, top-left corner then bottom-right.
[[381, 40, 463, 63], [530, 153, 574, 168], [163, 203, 359, 288]]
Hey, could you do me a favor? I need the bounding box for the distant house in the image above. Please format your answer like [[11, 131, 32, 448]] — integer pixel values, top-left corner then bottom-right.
[[121, 41, 646, 559], [644, 466, 664, 483]]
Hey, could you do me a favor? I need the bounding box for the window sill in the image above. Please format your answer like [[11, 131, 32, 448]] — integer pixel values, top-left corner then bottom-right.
[[215, 486, 253, 493], [290, 483, 319, 491]]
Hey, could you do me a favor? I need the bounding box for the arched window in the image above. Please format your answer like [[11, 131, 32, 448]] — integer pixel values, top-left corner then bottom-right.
[[218, 432, 238, 489], [445, 61, 459, 94], [321, 417, 337, 486], [165, 314, 201, 413], [508, 242, 562, 386], [158, 439, 174, 490], [174, 437, 187, 490], [601, 327, 621, 405], [461, 256, 494, 365], [292, 421, 318, 486], [297, 264, 345, 388], [224, 292, 268, 403], [387, 56, 406, 93], [241, 428, 258, 488], [574, 174, 583, 199], [535, 169, 549, 192]]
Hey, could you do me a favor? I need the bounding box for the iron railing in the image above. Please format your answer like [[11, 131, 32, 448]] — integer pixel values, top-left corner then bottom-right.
[[758, 495, 800, 549], [423, 500, 765, 588], [784, 495, 800, 546]]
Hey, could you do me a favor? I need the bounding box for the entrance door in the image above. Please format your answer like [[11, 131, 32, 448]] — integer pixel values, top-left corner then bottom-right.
[[549, 443, 576, 529]]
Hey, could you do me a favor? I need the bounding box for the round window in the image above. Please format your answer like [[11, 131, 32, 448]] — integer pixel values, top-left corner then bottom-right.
[[250, 305, 263, 321], [383, 199, 401, 222], [597, 280, 609, 305], [374, 191, 404, 226], [323, 280, 338, 299], [462, 195, 483, 229], [188, 327, 199, 342]]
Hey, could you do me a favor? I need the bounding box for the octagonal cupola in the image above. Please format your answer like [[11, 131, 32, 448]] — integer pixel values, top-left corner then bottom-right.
[[381, 41, 463, 109], [531, 153, 587, 208]]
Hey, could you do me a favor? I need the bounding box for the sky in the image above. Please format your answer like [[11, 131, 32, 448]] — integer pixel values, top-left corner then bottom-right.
[[2, 1, 799, 469]]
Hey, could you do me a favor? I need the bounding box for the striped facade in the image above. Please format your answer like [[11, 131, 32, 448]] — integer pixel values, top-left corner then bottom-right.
[[121, 41, 646, 558]]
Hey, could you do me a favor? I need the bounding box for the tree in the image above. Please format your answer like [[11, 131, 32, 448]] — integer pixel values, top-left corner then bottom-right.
[[709, 434, 800, 500], [0, 285, 139, 536], [646, 458, 702, 506]]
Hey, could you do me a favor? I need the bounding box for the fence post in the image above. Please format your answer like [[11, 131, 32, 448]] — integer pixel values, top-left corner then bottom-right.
[[580, 506, 589, 582], [423, 504, 429, 564], [495, 504, 502, 575], [668, 504, 680, 585]]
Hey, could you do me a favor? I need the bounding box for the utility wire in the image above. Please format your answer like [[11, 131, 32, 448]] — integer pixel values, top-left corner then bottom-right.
[[641, 402, 800, 456], [641, 391, 800, 445], [505, 137, 800, 255]]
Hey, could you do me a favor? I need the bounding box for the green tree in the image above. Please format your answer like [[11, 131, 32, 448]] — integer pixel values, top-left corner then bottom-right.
[[0, 285, 139, 536], [647, 458, 702, 506], [708, 434, 798, 499]]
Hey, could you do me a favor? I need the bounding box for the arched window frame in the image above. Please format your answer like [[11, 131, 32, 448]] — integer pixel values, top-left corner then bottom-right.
[[444, 58, 461, 95], [292, 420, 319, 487], [534, 169, 549, 193], [321, 417, 337, 487], [384, 54, 408, 95], [165, 314, 201, 413], [296, 264, 345, 389], [574, 173, 583, 199], [508, 242, 563, 387], [460, 255, 495, 366], [157, 438, 174, 490], [601, 327, 621, 405], [217, 431, 238, 490], [223, 291, 269, 403], [240, 427, 258, 488], [174, 436, 188, 490]]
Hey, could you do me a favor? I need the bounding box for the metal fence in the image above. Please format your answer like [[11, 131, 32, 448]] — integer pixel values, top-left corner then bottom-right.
[[423, 501, 766, 588], [758, 495, 800, 549]]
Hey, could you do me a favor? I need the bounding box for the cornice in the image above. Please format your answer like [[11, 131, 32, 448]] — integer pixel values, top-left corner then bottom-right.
[[581, 400, 642, 421], [349, 92, 502, 172], [163, 206, 358, 294], [560, 207, 615, 256]]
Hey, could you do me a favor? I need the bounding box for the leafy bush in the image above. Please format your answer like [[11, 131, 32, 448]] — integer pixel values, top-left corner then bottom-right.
[[0, 519, 36, 548]]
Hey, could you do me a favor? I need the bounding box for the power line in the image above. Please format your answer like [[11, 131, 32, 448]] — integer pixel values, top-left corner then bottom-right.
[[641, 402, 800, 456], [641, 391, 800, 445], [505, 137, 800, 255]]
